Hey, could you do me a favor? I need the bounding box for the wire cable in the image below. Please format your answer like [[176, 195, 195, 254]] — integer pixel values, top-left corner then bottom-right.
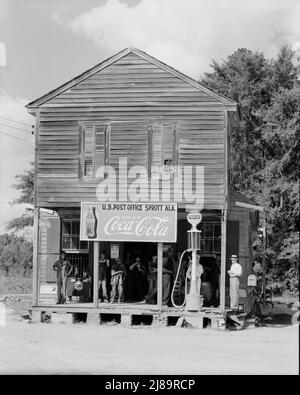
[[0, 115, 32, 127], [0, 130, 34, 145], [0, 122, 33, 134]]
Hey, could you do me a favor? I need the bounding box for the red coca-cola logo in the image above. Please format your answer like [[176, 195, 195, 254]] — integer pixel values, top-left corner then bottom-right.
[[104, 215, 170, 237]]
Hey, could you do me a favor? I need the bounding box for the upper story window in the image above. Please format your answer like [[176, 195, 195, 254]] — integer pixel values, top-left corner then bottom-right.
[[151, 123, 177, 177], [80, 124, 108, 178], [79, 122, 178, 179]]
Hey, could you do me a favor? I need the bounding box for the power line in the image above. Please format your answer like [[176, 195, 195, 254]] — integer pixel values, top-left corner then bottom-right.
[[0, 115, 32, 127], [0, 122, 33, 134], [0, 130, 34, 145]]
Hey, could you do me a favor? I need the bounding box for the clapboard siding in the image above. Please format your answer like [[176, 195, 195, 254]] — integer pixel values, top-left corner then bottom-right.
[[38, 212, 61, 283], [34, 52, 228, 209]]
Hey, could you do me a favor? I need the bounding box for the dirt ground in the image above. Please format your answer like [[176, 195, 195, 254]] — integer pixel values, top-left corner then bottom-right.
[[0, 303, 298, 375]]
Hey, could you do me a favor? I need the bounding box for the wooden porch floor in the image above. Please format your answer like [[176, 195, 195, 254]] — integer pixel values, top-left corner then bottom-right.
[[32, 301, 223, 317]]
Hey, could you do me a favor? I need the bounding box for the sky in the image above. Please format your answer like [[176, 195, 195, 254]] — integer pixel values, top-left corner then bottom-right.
[[0, 0, 299, 233]]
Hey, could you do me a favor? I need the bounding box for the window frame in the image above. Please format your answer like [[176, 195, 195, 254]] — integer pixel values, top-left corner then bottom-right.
[[79, 123, 109, 179], [61, 219, 89, 253], [200, 221, 222, 253], [150, 122, 178, 176]]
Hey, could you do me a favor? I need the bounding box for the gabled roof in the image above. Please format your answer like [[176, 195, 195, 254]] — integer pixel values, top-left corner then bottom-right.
[[26, 47, 237, 109]]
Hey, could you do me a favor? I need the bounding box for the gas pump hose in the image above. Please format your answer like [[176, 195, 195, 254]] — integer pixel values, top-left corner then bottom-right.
[[170, 249, 189, 308]]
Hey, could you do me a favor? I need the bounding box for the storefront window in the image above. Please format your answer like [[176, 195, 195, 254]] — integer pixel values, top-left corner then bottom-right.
[[201, 222, 221, 253], [62, 220, 88, 251]]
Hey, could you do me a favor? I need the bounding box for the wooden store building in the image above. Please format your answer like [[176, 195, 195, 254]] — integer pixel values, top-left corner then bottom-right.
[[26, 48, 263, 327]]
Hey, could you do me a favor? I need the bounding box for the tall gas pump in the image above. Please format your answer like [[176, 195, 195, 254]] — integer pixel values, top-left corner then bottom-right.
[[185, 211, 202, 312], [171, 211, 202, 312]]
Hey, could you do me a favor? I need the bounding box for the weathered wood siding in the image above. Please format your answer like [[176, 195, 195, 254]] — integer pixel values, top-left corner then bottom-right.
[[35, 52, 226, 209], [38, 211, 60, 284]]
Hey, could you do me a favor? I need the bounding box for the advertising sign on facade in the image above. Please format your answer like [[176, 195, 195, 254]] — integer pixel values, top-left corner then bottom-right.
[[80, 202, 177, 243]]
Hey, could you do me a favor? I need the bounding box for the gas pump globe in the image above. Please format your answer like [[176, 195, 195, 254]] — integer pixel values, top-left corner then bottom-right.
[[187, 227, 201, 251], [186, 211, 203, 312]]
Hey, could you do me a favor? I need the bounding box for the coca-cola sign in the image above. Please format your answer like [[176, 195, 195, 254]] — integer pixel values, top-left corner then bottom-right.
[[80, 202, 177, 242]]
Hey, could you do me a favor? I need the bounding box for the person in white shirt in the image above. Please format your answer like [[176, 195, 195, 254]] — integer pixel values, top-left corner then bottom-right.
[[227, 255, 242, 311]]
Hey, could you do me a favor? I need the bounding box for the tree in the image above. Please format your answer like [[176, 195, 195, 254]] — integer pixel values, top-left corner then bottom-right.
[[0, 233, 33, 276], [6, 164, 34, 231], [201, 45, 299, 294], [1, 165, 34, 277]]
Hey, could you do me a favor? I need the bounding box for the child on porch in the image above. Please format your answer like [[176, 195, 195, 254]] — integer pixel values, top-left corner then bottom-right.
[[99, 252, 110, 303]]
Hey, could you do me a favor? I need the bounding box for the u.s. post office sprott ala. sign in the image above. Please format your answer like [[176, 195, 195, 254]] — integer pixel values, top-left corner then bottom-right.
[[80, 202, 177, 243]]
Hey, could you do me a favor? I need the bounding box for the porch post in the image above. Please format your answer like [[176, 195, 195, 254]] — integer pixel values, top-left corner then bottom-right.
[[93, 241, 99, 307], [157, 242, 163, 309], [220, 209, 227, 312], [32, 207, 40, 306]]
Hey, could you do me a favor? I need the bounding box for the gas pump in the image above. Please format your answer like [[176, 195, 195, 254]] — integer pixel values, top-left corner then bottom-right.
[[171, 211, 202, 312]]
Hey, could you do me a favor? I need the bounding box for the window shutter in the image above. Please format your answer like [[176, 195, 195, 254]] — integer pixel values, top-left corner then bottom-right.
[[152, 123, 176, 167], [162, 124, 175, 165], [82, 126, 94, 177], [94, 125, 106, 175], [152, 124, 163, 167]]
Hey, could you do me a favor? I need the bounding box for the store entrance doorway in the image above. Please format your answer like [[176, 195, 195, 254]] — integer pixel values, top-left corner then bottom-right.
[[122, 242, 157, 303]]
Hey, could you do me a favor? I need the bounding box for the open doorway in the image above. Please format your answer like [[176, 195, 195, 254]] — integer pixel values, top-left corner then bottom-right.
[[200, 255, 221, 307], [100, 242, 158, 305], [122, 242, 157, 303]]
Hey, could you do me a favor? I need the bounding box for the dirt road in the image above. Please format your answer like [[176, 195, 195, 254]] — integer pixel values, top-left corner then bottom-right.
[[0, 308, 298, 375]]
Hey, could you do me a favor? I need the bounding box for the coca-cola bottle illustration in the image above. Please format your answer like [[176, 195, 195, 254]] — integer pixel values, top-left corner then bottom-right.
[[86, 206, 97, 239]]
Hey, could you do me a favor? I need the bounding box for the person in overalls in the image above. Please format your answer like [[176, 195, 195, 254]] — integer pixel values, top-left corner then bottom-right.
[[228, 254, 242, 311], [110, 258, 126, 303], [53, 251, 72, 304]]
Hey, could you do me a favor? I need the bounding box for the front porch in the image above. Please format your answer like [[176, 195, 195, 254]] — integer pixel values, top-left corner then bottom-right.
[[31, 301, 228, 329]]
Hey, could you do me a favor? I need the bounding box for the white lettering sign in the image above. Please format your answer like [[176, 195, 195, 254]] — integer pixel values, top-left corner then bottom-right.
[[80, 202, 177, 243]]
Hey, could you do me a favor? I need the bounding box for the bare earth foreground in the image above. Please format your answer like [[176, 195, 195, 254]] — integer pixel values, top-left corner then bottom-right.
[[0, 307, 298, 375]]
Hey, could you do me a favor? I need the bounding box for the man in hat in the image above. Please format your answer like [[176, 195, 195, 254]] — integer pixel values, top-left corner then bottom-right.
[[227, 255, 242, 311]]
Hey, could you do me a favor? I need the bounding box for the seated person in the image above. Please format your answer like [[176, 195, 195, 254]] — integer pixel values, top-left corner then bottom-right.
[[80, 271, 92, 303]]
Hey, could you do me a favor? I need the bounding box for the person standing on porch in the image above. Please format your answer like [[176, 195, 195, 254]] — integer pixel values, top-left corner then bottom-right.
[[53, 251, 72, 304], [145, 255, 158, 304], [99, 252, 109, 303], [110, 258, 126, 303], [186, 253, 203, 294], [162, 255, 173, 306], [228, 255, 242, 311]]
